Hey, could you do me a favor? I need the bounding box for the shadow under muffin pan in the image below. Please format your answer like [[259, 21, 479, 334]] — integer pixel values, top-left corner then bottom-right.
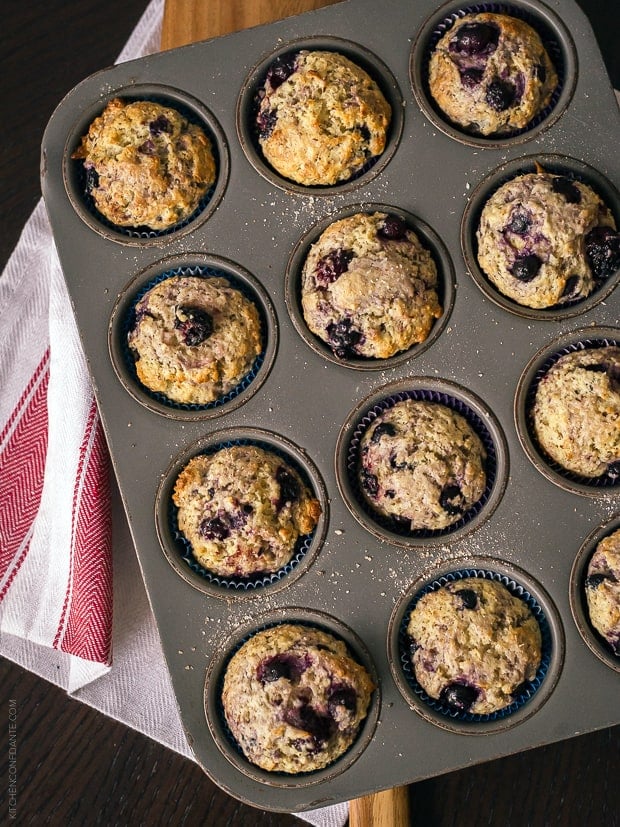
[[236, 36, 404, 195], [388, 558, 564, 734], [204, 608, 380, 787], [155, 428, 329, 598], [569, 514, 620, 674], [515, 325, 620, 496], [285, 202, 456, 369], [461, 153, 620, 320], [64, 84, 229, 244], [410, 0, 577, 147], [336, 377, 509, 546], [108, 254, 277, 420]]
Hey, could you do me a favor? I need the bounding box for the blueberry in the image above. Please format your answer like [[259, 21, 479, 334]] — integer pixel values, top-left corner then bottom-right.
[[511, 253, 542, 282], [360, 469, 379, 497], [486, 79, 516, 111], [439, 682, 479, 712], [560, 275, 580, 298], [199, 516, 229, 541], [138, 139, 156, 155], [275, 466, 300, 509], [551, 176, 581, 204], [174, 305, 214, 346], [257, 107, 277, 140], [327, 685, 358, 715], [284, 703, 334, 745], [377, 215, 408, 241], [585, 573, 612, 589], [455, 588, 478, 609], [511, 681, 531, 699], [326, 318, 363, 359], [371, 422, 397, 443], [608, 461, 620, 480], [266, 53, 297, 89], [257, 654, 306, 683], [439, 484, 466, 517], [84, 165, 99, 192], [149, 115, 171, 135], [506, 210, 531, 236], [359, 125, 371, 143], [460, 68, 484, 89], [314, 248, 353, 287], [452, 22, 499, 56], [585, 226, 620, 279]]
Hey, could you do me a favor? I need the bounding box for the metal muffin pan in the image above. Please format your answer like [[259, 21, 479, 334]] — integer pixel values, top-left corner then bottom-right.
[[41, 0, 619, 812]]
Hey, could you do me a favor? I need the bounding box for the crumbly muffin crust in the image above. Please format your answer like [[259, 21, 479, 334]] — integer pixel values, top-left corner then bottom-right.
[[221, 623, 375, 773], [407, 578, 542, 714], [72, 98, 216, 229], [301, 212, 442, 359], [256, 50, 391, 186], [128, 275, 262, 405], [532, 346, 620, 478], [172, 445, 321, 578], [358, 399, 487, 531], [477, 172, 618, 308], [585, 528, 620, 656], [428, 12, 558, 136]]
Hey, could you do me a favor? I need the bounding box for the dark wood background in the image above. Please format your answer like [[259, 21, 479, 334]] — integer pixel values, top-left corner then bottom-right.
[[1, 1, 618, 824]]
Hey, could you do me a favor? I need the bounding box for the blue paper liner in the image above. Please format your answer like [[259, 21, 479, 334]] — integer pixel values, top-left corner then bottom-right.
[[422, 2, 566, 140], [346, 389, 498, 539], [525, 336, 620, 488], [398, 569, 552, 722], [74, 95, 219, 239], [170, 438, 318, 590], [122, 265, 266, 412]]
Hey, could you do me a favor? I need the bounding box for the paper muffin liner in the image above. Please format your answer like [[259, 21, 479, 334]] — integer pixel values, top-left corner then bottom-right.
[[204, 608, 380, 785], [236, 36, 403, 195], [410, 0, 576, 147], [65, 86, 228, 244], [517, 329, 620, 492], [284, 202, 455, 370], [396, 568, 554, 727], [339, 381, 507, 545], [461, 154, 620, 320], [155, 429, 328, 598], [569, 515, 620, 673]]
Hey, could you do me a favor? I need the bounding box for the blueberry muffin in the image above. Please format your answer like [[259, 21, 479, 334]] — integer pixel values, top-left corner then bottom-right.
[[358, 399, 487, 531], [72, 98, 216, 229], [221, 623, 375, 773], [428, 13, 558, 136], [585, 528, 620, 656], [477, 171, 620, 308], [172, 445, 321, 578], [407, 578, 542, 714], [128, 276, 262, 405], [255, 50, 391, 186], [532, 346, 620, 478], [301, 212, 442, 359]]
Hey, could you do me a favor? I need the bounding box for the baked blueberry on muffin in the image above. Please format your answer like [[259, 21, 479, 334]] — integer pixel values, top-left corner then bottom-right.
[[428, 12, 558, 136], [72, 98, 216, 229], [585, 528, 620, 656], [477, 171, 620, 308], [172, 445, 321, 578], [221, 623, 375, 772], [255, 50, 391, 185], [407, 578, 542, 714], [301, 212, 442, 359], [358, 399, 487, 531], [532, 346, 620, 478], [127, 275, 262, 405]]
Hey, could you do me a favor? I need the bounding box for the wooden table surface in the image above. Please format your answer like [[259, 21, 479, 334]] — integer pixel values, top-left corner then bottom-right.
[[1, 1, 618, 824]]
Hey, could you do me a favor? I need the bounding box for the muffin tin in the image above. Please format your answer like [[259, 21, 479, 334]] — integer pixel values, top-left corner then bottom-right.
[[40, 0, 619, 812]]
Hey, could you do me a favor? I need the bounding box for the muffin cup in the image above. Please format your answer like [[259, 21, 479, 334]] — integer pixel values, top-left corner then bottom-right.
[[336, 377, 509, 547], [514, 326, 620, 495], [461, 154, 620, 319], [388, 558, 564, 734], [204, 607, 380, 786], [155, 428, 328, 598], [285, 203, 455, 369], [108, 254, 277, 420], [410, 0, 576, 147], [569, 515, 620, 673], [64, 84, 229, 244], [236, 36, 403, 195]]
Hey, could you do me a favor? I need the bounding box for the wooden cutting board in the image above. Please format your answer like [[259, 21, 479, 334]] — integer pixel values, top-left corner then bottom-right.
[[160, 3, 410, 825]]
